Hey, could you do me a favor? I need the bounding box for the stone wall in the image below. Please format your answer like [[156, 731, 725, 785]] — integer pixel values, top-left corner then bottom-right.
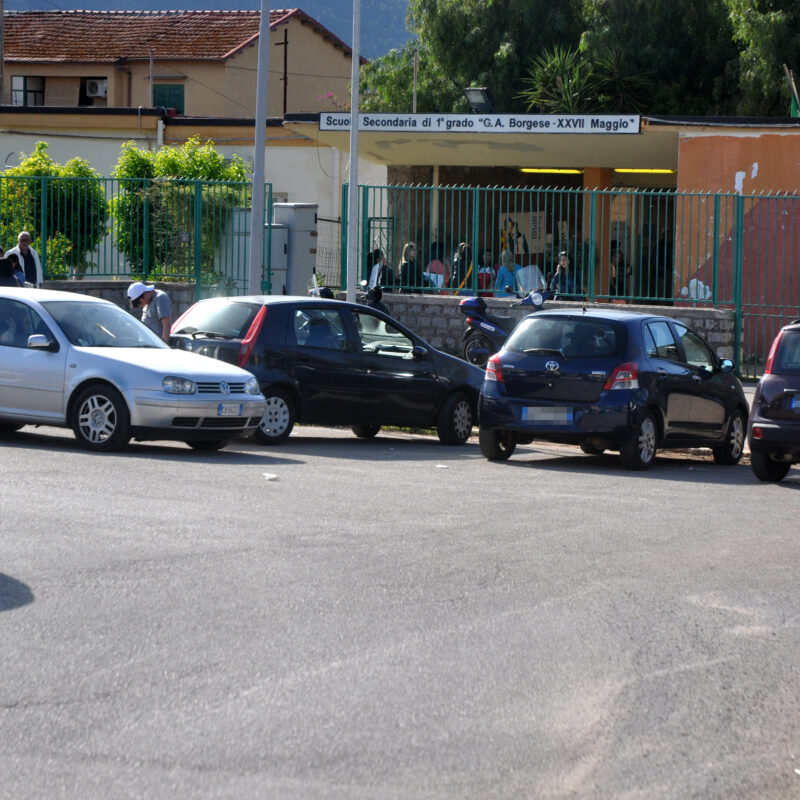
[[377, 293, 736, 361], [43, 280, 196, 318]]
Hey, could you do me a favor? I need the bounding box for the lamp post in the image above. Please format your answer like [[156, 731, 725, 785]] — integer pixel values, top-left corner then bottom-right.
[[345, 0, 361, 302], [464, 87, 495, 114]]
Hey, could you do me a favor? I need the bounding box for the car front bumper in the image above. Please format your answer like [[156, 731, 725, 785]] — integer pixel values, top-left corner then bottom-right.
[[128, 390, 266, 441]]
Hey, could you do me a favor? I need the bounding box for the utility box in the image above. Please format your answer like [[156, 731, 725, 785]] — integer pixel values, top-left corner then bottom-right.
[[272, 203, 318, 295], [264, 224, 289, 294]]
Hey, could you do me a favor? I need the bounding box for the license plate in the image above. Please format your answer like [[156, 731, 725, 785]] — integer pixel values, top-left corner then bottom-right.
[[218, 403, 243, 417], [521, 405, 573, 424]]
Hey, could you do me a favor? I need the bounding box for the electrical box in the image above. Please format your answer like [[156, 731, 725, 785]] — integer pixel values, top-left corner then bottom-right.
[[263, 224, 289, 294], [272, 203, 318, 295]]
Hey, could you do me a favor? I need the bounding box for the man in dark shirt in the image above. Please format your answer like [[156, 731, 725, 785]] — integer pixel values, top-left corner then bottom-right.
[[6, 231, 43, 287]]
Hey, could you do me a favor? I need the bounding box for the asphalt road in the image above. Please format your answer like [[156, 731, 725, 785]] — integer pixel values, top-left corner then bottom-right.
[[1, 423, 799, 799]]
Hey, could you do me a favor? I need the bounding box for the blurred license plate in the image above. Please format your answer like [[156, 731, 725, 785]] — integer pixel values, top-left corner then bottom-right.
[[218, 403, 243, 417], [521, 406, 573, 424]]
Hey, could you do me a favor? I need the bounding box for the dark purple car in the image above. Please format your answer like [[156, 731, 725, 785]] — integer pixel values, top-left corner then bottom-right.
[[748, 319, 800, 482]]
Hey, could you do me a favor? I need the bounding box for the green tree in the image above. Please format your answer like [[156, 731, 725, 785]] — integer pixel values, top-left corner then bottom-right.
[[580, 0, 740, 115], [111, 137, 247, 283], [1, 142, 108, 277], [723, 0, 800, 115]]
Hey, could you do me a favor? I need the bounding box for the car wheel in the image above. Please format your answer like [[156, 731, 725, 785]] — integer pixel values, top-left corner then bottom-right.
[[187, 440, 226, 451], [352, 424, 381, 439], [463, 333, 493, 367], [750, 452, 791, 483], [0, 423, 24, 433], [479, 427, 516, 461], [254, 388, 295, 445], [712, 410, 746, 465], [437, 392, 474, 445], [620, 411, 657, 470], [580, 441, 605, 455], [71, 384, 131, 452]]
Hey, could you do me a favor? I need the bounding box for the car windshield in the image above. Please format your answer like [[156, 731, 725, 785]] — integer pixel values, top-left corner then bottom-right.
[[775, 329, 800, 376], [173, 300, 260, 338], [506, 316, 625, 359], [42, 300, 167, 348]]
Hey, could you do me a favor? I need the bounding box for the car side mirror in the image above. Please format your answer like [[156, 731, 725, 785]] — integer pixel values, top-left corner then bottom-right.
[[719, 359, 733, 374], [412, 345, 428, 360], [28, 334, 58, 352]]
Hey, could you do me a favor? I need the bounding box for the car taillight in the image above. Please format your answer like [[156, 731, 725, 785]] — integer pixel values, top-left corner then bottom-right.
[[764, 330, 784, 375], [486, 354, 504, 383], [238, 306, 268, 367], [603, 362, 639, 390], [752, 426, 763, 440]]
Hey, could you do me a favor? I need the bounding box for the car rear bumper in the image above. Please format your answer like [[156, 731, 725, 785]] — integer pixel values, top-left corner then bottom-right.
[[478, 392, 634, 443], [748, 420, 800, 458]]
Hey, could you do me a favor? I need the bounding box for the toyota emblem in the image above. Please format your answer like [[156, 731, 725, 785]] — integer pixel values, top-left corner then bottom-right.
[[545, 360, 560, 372], [220, 381, 230, 395]]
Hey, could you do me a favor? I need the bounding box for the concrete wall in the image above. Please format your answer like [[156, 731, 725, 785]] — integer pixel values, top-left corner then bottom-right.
[[376, 294, 736, 361]]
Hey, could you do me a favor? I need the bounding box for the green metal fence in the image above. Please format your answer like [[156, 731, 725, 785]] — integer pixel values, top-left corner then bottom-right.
[[343, 183, 800, 377], [0, 175, 272, 298]]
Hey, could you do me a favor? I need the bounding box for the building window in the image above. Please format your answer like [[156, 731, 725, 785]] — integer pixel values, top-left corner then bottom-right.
[[11, 76, 45, 107], [152, 84, 184, 114]]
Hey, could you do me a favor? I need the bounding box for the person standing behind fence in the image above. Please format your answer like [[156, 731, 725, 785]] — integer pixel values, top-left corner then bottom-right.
[[494, 249, 520, 295], [7, 254, 25, 287], [6, 232, 43, 287], [450, 243, 473, 293], [0, 258, 19, 287], [399, 242, 427, 293], [127, 281, 172, 342], [423, 241, 449, 290]]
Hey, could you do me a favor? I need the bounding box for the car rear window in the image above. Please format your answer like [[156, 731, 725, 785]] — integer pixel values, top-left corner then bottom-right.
[[173, 301, 261, 338], [506, 316, 625, 358], [774, 330, 800, 376]]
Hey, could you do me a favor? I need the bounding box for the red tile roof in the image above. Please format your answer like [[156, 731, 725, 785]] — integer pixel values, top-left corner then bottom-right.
[[3, 9, 356, 63]]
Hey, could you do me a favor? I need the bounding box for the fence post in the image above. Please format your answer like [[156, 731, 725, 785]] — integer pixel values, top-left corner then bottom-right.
[[340, 183, 349, 288], [40, 176, 48, 279], [471, 187, 480, 293], [711, 195, 720, 305], [142, 181, 150, 280], [732, 194, 745, 373], [360, 185, 370, 284], [587, 190, 597, 300], [193, 179, 203, 288], [264, 182, 272, 293]]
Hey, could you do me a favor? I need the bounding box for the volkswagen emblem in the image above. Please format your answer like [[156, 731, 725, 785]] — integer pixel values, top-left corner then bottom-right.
[[220, 381, 230, 395], [545, 360, 560, 372]]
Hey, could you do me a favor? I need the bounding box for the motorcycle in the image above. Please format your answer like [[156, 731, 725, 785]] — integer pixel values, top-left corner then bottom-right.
[[459, 265, 552, 366], [358, 279, 391, 316]]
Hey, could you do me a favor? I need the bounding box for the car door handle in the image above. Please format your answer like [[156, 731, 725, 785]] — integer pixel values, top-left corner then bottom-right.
[[692, 374, 702, 382], [657, 368, 668, 376]]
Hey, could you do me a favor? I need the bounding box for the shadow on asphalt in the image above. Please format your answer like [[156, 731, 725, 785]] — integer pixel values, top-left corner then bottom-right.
[[498, 447, 800, 487], [0, 573, 34, 612]]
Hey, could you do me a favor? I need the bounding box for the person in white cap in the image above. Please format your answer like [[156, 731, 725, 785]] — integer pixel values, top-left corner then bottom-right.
[[127, 281, 172, 342]]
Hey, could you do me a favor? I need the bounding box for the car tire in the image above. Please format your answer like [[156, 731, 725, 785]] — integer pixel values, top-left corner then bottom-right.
[[479, 427, 516, 461], [352, 424, 381, 439], [463, 333, 493, 367], [750, 452, 791, 482], [620, 411, 657, 470], [436, 392, 474, 445], [187, 440, 227, 451], [712, 409, 746, 465], [580, 441, 605, 455], [254, 388, 295, 445], [71, 383, 131, 452], [0, 423, 24, 433]]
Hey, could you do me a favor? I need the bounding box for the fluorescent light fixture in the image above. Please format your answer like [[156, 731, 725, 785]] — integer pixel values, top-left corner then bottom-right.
[[614, 168, 676, 174], [520, 168, 584, 174]]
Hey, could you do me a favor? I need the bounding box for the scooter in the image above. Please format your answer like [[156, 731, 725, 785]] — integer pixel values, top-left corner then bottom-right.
[[459, 265, 552, 366], [358, 279, 391, 316]]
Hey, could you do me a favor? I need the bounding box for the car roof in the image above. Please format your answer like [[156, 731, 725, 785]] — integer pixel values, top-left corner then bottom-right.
[[0, 287, 111, 303], [532, 308, 674, 324]]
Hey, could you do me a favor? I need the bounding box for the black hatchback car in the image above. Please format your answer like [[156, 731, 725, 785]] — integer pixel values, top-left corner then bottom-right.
[[171, 296, 484, 445], [478, 309, 749, 470], [748, 319, 800, 482]]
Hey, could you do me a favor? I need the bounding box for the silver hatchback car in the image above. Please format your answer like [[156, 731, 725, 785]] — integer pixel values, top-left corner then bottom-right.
[[0, 289, 266, 451]]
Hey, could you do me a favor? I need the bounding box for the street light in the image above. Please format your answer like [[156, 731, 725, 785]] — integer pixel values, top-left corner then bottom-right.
[[464, 87, 494, 114]]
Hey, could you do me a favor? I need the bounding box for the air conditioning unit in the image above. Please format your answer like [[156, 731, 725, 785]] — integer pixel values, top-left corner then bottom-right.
[[86, 79, 107, 98]]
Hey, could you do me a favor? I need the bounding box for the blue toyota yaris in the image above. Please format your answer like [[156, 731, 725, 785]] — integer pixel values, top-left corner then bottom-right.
[[478, 309, 748, 470]]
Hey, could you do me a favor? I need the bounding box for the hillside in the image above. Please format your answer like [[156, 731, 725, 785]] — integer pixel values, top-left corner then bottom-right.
[[3, 0, 411, 59]]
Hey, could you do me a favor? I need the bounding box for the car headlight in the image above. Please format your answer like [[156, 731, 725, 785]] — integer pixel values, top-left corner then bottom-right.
[[244, 376, 260, 395], [163, 376, 197, 394]]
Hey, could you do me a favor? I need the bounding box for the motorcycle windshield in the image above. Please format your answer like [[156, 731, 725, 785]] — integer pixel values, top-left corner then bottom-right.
[[516, 265, 547, 295], [502, 316, 626, 402]]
